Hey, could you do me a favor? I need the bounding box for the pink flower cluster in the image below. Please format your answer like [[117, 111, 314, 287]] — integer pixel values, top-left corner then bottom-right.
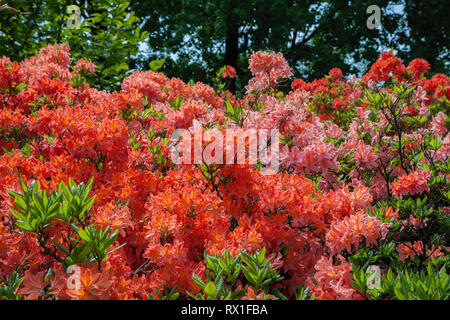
[[308, 255, 362, 300], [246, 51, 293, 92], [74, 59, 97, 75], [326, 210, 390, 255]]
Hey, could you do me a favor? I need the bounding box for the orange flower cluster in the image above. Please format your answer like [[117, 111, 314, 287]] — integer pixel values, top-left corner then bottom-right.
[[392, 170, 431, 197], [326, 210, 390, 255]]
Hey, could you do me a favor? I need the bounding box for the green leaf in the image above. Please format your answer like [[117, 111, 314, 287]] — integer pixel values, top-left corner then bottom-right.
[[149, 59, 165, 72], [13, 196, 28, 213], [76, 228, 90, 242], [10, 208, 27, 222], [53, 241, 71, 256], [257, 247, 266, 265], [192, 273, 206, 289], [204, 281, 216, 297], [15, 221, 34, 232]]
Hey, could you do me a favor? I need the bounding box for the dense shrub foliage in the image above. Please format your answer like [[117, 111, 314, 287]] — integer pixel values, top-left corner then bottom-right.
[[0, 44, 448, 300]]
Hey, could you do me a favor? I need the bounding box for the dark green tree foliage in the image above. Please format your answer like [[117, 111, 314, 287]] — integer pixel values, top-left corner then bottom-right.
[[131, 0, 449, 91], [0, 0, 146, 90], [1, 1, 447, 91], [129, 0, 383, 88], [394, 0, 449, 75]]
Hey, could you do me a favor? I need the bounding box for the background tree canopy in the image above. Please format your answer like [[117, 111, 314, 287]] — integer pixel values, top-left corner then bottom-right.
[[0, 0, 146, 90], [1, 0, 448, 91]]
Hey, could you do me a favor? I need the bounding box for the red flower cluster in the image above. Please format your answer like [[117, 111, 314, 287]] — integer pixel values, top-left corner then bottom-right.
[[362, 51, 406, 83], [222, 65, 236, 79]]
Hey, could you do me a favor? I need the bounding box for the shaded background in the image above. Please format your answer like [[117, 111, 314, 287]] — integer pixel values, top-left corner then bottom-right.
[[0, 0, 448, 91]]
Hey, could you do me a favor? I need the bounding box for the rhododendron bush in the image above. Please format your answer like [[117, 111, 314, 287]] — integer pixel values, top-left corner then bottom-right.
[[0, 44, 449, 300]]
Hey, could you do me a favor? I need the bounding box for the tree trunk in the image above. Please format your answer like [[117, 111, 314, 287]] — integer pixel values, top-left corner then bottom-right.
[[224, 17, 239, 93]]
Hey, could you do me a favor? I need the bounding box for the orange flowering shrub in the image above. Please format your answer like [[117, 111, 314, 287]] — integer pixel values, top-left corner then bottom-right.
[[0, 45, 448, 300]]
